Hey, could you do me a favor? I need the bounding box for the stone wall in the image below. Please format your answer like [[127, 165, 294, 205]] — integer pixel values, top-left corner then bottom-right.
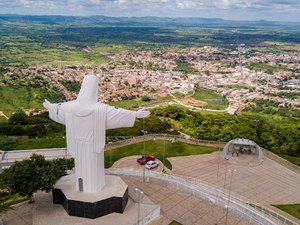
[[262, 148, 300, 175]]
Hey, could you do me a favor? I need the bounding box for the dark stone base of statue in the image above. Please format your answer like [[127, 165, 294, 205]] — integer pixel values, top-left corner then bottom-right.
[[52, 174, 128, 219]]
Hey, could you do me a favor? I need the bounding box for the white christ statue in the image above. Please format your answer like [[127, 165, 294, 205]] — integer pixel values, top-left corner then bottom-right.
[[43, 75, 150, 193]]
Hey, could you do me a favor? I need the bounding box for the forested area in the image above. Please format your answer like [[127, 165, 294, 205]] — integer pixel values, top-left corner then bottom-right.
[[0, 110, 172, 150], [245, 99, 300, 117], [0, 111, 66, 150], [0, 105, 299, 165], [151, 105, 300, 163]]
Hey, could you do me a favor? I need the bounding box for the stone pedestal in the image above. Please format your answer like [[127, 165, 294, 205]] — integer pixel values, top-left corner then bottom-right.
[[52, 174, 128, 219]]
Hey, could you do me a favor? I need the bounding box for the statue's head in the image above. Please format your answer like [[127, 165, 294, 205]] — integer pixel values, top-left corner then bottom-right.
[[76, 75, 99, 105]]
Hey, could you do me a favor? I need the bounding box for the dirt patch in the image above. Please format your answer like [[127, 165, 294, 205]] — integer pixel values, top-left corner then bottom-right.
[[0, 111, 9, 119], [179, 97, 207, 107]]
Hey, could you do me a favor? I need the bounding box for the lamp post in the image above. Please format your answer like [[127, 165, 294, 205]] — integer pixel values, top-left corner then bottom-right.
[[141, 127, 147, 182], [65, 148, 68, 171], [135, 188, 144, 225], [225, 169, 236, 225], [108, 142, 113, 168], [163, 133, 167, 172], [223, 167, 228, 189], [217, 138, 223, 178], [254, 119, 259, 142]]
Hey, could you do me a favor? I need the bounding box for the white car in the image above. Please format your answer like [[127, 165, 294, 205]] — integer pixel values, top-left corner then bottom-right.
[[145, 160, 159, 169]]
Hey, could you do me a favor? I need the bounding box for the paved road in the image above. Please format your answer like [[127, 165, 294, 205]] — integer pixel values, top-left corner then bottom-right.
[[0, 162, 14, 172], [0, 148, 71, 172]]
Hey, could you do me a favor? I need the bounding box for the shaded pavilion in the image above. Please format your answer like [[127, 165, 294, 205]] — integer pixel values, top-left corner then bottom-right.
[[222, 138, 264, 160]]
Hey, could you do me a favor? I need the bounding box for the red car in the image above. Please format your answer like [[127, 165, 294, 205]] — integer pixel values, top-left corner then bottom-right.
[[137, 155, 155, 165]]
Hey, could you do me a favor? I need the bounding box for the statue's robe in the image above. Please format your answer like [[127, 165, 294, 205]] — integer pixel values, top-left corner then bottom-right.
[[47, 101, 136, 192]]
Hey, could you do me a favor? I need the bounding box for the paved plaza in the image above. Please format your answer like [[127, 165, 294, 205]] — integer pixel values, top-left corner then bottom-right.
[[1, 151, 300, 225], [0, 202, 33, 225], [0, 174, 249, 225], [169, 152, 300, 206], [113, 152, 300, 224], [169, 152, 300, 224], [122, 175, 250, 225]]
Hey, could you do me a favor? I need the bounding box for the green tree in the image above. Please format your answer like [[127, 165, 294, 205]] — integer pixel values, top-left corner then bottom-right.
[[153, 105, 187, 121], [144, 116, 171, 133], [0, 154, 74, 202], [141, 96, 151, 102], [286, 141, 300, 157], [26, 124, 47, 137], [8, 110, 28, 125]]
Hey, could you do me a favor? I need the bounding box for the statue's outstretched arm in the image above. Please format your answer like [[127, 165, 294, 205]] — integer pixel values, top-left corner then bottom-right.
[[106, 105, 150, 129], [43, 99, 66, 125], [136, 109, 150, 118]]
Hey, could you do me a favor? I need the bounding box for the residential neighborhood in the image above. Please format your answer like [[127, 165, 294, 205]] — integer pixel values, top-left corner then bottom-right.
[[1, 46, 300, 113]]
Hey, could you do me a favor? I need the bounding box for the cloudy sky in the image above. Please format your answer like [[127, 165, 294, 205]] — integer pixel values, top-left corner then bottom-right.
[[0, 0, 300, 22]]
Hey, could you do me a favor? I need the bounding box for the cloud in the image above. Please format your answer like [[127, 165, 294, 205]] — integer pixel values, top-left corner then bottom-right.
[[13, 0, 300, 12], [0, 0, 299, 22], [17, 0, 64, 9], [176, 0, 197, 9]]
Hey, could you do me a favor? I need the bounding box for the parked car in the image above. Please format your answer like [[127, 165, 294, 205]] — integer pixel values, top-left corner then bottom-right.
[[145, 160, 159, 169], [137, 155, 155, 165]]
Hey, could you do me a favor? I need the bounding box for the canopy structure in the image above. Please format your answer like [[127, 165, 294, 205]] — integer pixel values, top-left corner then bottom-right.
[[222, 138, 264, 161]]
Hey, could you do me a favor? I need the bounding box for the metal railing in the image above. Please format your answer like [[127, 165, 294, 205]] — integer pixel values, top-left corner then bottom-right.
[[106, 168, 299, 225], [2, 148, 70, 163], [105, 134, 227, 150]]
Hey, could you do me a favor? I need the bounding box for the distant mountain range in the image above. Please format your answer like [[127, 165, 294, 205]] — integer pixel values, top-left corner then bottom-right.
[[1, 14, 299, 28]]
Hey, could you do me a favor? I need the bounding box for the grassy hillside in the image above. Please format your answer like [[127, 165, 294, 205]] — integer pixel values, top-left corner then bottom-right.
[[0, 86, 64, 117], [191, 88, 228, 110]]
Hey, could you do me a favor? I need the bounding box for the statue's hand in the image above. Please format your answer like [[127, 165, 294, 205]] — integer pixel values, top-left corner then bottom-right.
[[43, 99, 51, 110], [136, 109, 150, 118]]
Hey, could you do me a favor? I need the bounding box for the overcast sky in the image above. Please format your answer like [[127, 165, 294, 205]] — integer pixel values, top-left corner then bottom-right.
[[0, 0, 300, 22]]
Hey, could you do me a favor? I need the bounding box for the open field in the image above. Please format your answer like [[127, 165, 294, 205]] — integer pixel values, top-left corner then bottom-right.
[[191, 88, 228, 110], [264, 41, 300, 51], [225, 84, 255, 91], [246, 62, 288, 74], [109, 95, 174, 110]]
